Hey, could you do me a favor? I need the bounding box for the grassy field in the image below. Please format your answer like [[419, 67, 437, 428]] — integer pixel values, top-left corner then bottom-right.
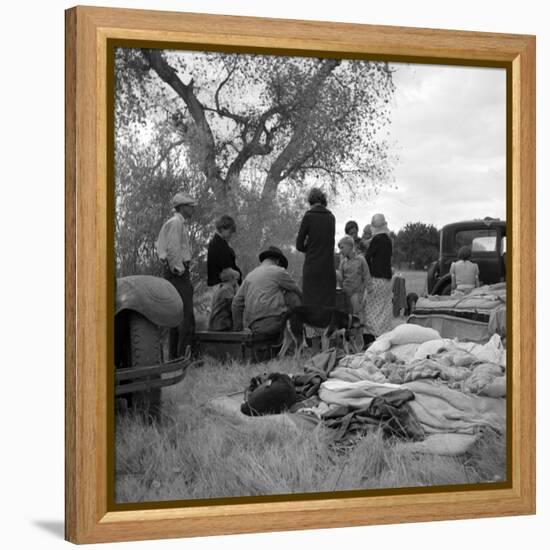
[[399, 269, 428, 297], [115, 353, 505, 504]]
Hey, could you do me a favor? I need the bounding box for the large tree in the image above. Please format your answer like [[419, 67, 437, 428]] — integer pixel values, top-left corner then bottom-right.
[[115, 48, 396, 283], [395, 222, 440, 270]]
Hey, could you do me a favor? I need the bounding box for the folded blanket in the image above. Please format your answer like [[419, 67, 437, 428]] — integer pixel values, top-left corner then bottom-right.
[[319, 379, 402, 409], [402, 380, 505, 434], [319, 378, 505, 435]]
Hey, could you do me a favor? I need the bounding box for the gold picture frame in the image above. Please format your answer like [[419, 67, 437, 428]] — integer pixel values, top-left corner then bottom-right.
[[65, 5, 536, 544]]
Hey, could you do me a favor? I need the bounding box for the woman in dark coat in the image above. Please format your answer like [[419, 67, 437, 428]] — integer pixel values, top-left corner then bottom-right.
[[296, 188, 336, 321], [363, 213, 394, 340], [207, 215, 242, 286]]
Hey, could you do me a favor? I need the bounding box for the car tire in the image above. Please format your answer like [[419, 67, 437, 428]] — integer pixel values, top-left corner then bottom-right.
[[427, 262, 439, 294], [127, 311, 162, 420]]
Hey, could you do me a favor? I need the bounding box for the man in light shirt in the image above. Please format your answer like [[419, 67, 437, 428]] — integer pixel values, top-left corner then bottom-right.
[[156, 192, 196, 358]]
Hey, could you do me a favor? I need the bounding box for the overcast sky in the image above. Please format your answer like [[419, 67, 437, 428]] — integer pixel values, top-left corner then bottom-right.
[[332, 62, 506, 239]]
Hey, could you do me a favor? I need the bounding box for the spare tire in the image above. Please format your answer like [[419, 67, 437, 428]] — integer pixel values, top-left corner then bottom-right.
[[124, 311, 162, 420]]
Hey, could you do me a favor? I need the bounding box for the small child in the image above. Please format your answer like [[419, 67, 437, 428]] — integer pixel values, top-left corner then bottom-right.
[[208, 268, 240, 331], [337, 235, 372, 318], [450, 245, 480, 295]]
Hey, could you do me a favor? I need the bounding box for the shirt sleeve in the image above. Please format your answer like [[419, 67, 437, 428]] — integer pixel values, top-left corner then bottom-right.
[[164, 218, 185, 273], [231, 282, 246, 330], [449, 262, 456, 285], [276, 269, 303, 296], [450, 262, 456, 275], [295, 214, 309, 252], [474, 262, 480, 285], [365, 235, 379, 264], [361, 256, 372, 290]]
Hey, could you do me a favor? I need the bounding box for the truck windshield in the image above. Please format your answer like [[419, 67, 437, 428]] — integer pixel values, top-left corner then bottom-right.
[[455, 229, 497, 253]]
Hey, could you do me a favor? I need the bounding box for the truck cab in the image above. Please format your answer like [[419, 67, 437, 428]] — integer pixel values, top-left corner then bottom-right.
[[427, 218, 507, 295]]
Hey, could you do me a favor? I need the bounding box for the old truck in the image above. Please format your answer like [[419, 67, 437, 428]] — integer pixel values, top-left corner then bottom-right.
[[427, 218, 507, 295], [115, 275, 192, 420]]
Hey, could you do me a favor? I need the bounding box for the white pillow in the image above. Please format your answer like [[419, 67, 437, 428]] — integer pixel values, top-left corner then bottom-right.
[[379, 324, 441, 347], [413, 338, 454, 360], [368, 339, 392, 353], [395, 324, 440, 344]]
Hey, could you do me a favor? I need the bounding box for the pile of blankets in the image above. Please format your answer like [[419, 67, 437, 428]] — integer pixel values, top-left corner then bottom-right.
[[219, 324, 507, 456], [313, 325, 506, 453]]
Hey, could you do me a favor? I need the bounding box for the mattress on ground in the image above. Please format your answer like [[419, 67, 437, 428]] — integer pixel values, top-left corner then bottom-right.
[[413, 284, 506, 337], [408, 313, 490, 342]]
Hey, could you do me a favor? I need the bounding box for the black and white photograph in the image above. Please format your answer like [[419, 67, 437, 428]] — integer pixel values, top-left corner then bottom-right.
[[113, 46, 507, 504]]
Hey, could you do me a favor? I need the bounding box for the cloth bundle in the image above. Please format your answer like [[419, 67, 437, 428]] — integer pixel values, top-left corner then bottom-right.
[[323, 388, 424, 441], [319, 378, 505, 435], [241, 348, 344, 416]]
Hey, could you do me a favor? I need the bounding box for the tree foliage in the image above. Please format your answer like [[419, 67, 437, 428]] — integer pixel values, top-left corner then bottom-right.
[[115, 47, 396, 283], [395, 222, 440, 270]]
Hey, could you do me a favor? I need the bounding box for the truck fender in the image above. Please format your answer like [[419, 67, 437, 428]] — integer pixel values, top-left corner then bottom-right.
[[431, 273, 452, 296]]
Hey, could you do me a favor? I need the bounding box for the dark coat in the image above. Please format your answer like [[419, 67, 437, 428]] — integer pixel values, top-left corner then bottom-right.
[[296, 205, 336, 310], [206, 233, 242, 286], [366, 233, 393, 279]]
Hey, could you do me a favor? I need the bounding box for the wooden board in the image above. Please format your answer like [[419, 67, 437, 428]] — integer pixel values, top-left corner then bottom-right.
[[65, 6, 535, 544], [194, 331, 281, 361]]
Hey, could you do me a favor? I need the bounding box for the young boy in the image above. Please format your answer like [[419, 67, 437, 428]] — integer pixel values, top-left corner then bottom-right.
[[337, 236, 372, 347], [208, 268, 240, 331]]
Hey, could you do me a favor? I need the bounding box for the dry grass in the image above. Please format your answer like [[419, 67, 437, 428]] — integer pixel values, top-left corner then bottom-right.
[[115, 354, 506, 503]]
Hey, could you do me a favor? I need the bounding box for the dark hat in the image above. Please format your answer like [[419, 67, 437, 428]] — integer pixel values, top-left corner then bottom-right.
[[258, 246, 288, 269]]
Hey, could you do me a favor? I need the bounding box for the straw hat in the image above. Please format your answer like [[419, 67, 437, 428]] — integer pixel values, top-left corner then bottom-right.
[[370, 213, 390, 235]]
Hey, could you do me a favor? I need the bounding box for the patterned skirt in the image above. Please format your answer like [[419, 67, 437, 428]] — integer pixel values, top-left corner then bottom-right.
[[363, 277, 394, 337]]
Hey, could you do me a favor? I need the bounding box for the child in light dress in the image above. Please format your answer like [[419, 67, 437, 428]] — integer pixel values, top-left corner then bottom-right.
[[337, 234, 372, 320], [450, 245, 480, 295]]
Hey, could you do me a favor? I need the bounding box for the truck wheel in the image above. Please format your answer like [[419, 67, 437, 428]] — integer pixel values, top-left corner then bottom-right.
[[127, 311, 162, 421], [427, 262, 439, 294]]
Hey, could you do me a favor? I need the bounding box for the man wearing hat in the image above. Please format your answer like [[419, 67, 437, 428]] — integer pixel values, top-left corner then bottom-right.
[[232, 246, 302, 336], [155, 192, 197, 358]]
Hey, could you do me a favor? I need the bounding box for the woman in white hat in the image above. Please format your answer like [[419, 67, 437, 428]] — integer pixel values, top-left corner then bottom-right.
[[362, 213, 393, 343]]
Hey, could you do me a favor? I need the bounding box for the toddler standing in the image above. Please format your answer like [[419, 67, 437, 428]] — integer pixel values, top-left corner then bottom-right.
[[337, 235, 372, 325], [208, 268, 240, 331]]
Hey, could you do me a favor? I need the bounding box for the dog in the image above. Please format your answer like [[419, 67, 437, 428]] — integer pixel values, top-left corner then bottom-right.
[[404, 292, 419, 316], [278, 306, 362, 359]]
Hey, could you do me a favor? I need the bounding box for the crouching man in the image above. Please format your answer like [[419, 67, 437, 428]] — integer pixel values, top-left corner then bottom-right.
[[232, 246, 302, 336]]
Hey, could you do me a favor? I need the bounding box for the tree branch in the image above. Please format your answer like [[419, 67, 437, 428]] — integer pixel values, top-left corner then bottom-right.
[[149, 138, 186, 175], [224, 106, 284, 188], [141, 49, 225, 196], [211, 64, 250, 126], [261, 58, 342, 202]]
